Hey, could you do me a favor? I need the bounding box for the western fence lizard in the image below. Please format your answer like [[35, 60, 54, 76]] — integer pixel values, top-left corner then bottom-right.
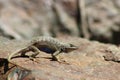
[[7, 36, 78, 62]]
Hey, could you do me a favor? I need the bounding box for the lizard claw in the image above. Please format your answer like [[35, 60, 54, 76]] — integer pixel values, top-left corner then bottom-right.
[[55, 58, 70, 65], [51, 56, 58, 61], [29, 56, 36, 61]]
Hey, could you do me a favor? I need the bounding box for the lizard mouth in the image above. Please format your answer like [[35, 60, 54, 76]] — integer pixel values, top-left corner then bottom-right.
[[65, 46, 78, 52]]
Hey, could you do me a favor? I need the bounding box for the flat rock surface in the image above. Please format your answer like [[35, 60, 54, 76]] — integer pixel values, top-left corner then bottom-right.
[[0, 37, 120, 80]]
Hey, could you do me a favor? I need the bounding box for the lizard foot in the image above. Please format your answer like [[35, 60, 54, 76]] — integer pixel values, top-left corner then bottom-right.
[[51, 56, 70, 64], [28, 56, 38, 62], [51, 56, 58, 61]]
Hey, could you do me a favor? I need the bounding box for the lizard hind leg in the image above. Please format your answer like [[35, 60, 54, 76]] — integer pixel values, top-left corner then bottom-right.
[[28, 46, 41, 61]]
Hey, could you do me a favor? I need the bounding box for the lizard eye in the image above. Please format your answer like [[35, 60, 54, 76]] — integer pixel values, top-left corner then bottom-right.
[[69, 44, 74, 47]]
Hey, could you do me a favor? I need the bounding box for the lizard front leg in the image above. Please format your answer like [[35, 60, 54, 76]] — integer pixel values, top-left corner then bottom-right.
[[51, 50, 69, 64], [52, 50, 61, 61]]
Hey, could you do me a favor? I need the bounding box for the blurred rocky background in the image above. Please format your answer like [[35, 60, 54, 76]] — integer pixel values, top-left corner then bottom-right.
[[0, 0, 120, 44], [0, 0, 120, 80]]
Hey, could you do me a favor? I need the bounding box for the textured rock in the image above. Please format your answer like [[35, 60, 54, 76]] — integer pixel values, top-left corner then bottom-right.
[[0, 37, 120, 80]]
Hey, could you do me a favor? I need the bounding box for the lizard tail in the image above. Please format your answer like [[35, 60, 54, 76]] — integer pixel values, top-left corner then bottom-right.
[[7, 48, 26, 62]]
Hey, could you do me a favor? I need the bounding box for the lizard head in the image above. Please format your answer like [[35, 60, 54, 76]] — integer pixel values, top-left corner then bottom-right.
[[62, 44, 78, 53]]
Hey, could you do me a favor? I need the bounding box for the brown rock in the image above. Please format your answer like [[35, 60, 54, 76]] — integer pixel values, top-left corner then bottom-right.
[[0, 37, 120, 80]]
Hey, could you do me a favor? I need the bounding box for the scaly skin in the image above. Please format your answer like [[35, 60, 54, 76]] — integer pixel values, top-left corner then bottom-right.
[[7, 36, 78, 62]]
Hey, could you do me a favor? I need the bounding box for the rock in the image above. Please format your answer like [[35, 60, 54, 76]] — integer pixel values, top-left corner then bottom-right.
[[0, 37, 119, 80]]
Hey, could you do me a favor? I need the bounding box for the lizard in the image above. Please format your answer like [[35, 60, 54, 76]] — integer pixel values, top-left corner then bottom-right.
[[7, 36, 78, 62]]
